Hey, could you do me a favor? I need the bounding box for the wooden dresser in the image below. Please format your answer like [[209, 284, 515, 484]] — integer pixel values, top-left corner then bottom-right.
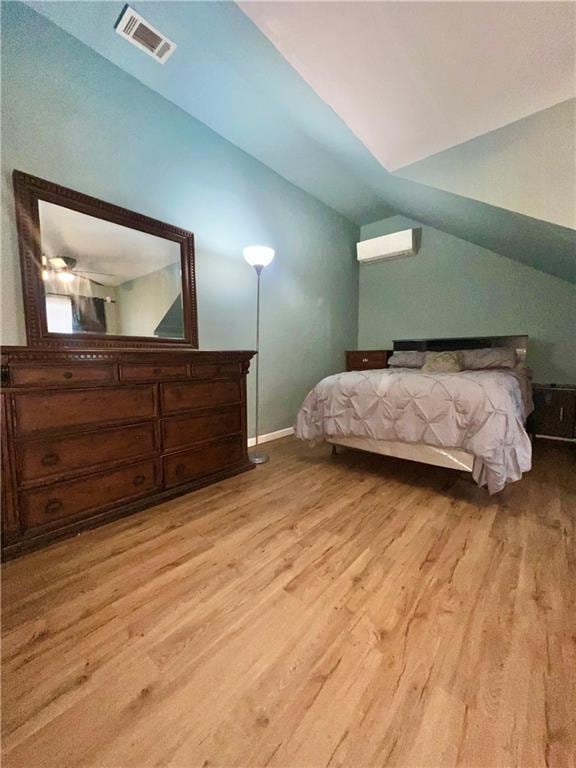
[[1, 347, 255, 558]]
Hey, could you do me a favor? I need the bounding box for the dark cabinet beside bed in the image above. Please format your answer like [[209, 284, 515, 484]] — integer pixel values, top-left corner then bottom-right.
[[529, 384, 576, 440], [346, 350, 391, 371]]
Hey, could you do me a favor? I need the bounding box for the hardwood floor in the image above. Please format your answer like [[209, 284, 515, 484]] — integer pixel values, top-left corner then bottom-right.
[[2, 437, 575, 768]]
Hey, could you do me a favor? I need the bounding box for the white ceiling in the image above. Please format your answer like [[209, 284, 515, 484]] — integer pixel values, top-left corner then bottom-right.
[[39, 201, 181, 286], [240, 1, 576, 171]]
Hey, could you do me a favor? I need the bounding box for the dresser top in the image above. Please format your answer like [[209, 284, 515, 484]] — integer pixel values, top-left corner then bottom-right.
[[1, 346, 256, 363]]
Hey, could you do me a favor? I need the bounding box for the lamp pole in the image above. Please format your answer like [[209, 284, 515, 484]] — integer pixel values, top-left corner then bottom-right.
[[243, 246, 275, 465], [251, 264, 267, 463]]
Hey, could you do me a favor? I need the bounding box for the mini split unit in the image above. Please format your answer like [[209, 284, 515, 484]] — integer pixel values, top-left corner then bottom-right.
[[356, 228, 421, 264]]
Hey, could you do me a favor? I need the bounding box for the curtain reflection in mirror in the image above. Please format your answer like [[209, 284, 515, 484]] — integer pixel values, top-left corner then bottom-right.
[[39, 200, 184, 338]]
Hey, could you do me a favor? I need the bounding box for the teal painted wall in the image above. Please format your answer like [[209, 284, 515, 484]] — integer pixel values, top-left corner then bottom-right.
[[24, 2, 576, 285], [358, 216, 576, 384], [1, 3, 359, 435], [396, 100, 576, 229]]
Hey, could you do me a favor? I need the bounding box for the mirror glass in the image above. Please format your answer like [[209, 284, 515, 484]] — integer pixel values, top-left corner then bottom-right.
[[38, 201, 184, 339]]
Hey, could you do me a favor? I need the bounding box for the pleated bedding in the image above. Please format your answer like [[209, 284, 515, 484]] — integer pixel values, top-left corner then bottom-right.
[[295, 367, 533, 493]]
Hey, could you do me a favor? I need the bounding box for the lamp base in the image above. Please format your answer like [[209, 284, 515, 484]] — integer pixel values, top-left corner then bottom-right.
[[249, 452, 270, 465]]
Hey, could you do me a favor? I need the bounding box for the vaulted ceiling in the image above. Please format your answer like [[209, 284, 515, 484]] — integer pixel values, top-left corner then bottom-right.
[[26, 1, 576, 282], [242, 2, 575, 172]]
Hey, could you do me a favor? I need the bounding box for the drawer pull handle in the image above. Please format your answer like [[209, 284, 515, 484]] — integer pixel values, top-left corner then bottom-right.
[[63, 371, 73, 380], [362, 358, 369, 363], [45, 499, 63, 514], [559, 406, 564, 422], [41, 453, 59, 467], [133, 475, 146, 487]]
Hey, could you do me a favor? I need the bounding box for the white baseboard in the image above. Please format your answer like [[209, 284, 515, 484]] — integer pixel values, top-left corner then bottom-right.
[[248, 427, 294, 448]]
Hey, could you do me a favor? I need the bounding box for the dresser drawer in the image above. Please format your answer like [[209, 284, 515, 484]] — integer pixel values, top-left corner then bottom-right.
[[10, 363, 115, 387], [346, 351, 389, 371], [13, 385, 156, 436], [18, 422, 157, 483], [161, 380, 241, 414], [164, 436, 244, 488], [162, 407, 241, 451], [189, 363, 238, 379], [120, 364, 188, 381], [21, 460, 159, 530]]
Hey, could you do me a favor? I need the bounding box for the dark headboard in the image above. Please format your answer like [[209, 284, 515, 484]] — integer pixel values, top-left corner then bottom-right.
[[393, 335, 528, 362]]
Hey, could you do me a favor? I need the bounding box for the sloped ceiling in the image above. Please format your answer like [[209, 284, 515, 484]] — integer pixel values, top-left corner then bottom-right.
[[25, 1, 576, 283], [241, 2, 575, 172]]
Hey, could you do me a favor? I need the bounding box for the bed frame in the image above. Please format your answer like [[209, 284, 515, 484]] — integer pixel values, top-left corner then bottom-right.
[[328, 334, 528, 475]]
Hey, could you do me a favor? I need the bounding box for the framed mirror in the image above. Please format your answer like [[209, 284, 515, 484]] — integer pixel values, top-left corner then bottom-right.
[[13, 171, 198, 349]]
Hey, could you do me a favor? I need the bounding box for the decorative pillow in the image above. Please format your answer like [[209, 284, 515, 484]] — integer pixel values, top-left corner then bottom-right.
[[422, 350, 463, 373], [388, 351, 425, 368], [462, 348, 517, 370]]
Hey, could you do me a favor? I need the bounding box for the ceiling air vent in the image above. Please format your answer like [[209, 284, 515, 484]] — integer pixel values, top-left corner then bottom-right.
[[115, 6, 176, 63]]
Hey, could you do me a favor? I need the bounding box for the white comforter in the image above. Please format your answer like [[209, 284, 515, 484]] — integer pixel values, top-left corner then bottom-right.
[[295, 368, 533, 493]]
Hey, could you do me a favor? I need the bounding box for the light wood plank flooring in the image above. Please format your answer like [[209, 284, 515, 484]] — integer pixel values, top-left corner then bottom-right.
[[2, 438, 575, 768]]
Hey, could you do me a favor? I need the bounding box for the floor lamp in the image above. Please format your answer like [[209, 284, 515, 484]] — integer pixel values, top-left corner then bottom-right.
[[243, 245, 275, 465]]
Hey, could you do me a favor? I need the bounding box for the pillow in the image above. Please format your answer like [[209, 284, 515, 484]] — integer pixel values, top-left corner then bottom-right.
[[422, 350, 463, 373], [388, 351, 425, 368], [462, 348, 517, 370]]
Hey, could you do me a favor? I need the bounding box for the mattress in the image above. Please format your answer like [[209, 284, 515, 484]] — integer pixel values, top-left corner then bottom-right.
[[295, 367, 533, 493]]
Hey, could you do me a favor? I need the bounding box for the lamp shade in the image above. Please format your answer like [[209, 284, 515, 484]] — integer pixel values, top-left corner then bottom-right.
[[243, 245, 275, 268]]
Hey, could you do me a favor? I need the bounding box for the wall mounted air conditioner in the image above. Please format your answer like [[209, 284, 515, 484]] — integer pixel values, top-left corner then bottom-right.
[[356, 228, 421, 264], [115, 6, 177, 63]]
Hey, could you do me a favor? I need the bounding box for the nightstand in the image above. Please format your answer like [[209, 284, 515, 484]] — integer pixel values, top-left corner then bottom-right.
[[345, 350, 391, 371], [529, 384, 576, 440]]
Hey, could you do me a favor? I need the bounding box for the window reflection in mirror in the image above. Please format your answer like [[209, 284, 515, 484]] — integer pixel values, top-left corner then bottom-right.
[[39, 200, 184, 339]]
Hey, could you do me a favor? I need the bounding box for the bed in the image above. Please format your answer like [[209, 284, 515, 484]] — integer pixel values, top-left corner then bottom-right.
[[295, 335, 533, 493]]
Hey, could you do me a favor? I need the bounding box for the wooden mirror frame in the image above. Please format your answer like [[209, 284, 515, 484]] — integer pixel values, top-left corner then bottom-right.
[[13, 170, 198, 350]]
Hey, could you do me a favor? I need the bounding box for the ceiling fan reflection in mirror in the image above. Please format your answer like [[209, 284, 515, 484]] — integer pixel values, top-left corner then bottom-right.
[[41, 255, 116, 286]]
